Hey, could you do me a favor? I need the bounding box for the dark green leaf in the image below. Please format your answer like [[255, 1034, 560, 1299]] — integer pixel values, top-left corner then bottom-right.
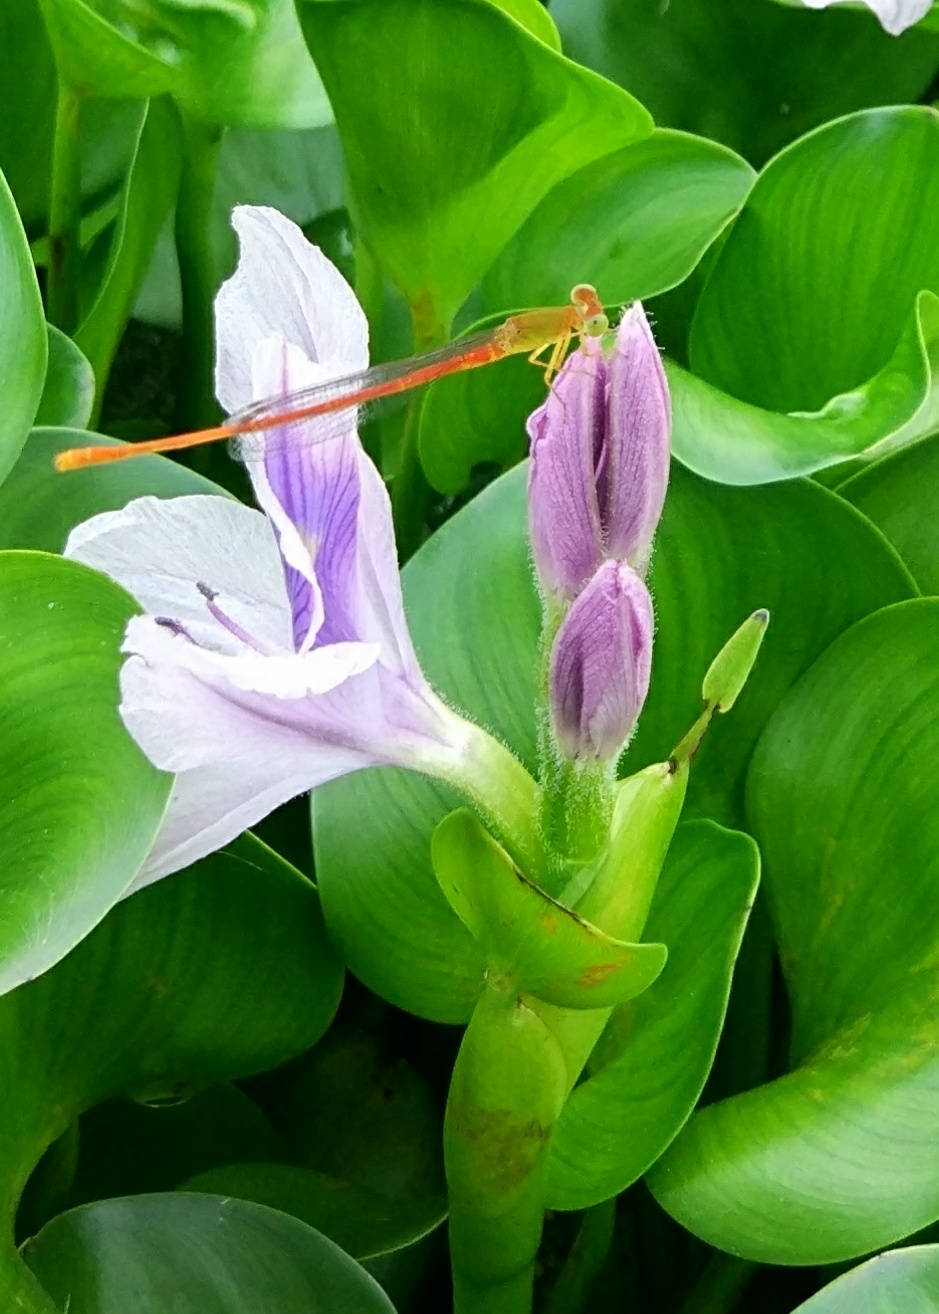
[[552, 0, 939, 167]]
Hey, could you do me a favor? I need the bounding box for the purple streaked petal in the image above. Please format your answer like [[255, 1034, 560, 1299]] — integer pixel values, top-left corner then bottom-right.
[[604, 304, 671, 568], [64, 494, 294, 654], [215, 206, 369, 415], [549, 560, 653, 762], [527, 343, 606, 598]]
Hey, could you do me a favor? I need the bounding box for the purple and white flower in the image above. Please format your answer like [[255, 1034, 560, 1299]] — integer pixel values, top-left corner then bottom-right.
[[66, 207, 534, 888], [527, 302, 670, 601]]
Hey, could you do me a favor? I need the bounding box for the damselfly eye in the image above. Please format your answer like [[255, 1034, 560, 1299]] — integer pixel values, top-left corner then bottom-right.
[[582, 311, 609, 337]]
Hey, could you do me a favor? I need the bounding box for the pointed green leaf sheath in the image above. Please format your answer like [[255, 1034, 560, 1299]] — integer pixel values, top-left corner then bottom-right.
[[433, 811, 666, 1011], [701, 609, 770, 713]]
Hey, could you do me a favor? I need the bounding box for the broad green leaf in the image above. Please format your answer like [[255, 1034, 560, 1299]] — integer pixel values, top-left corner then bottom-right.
[[482, 129, 755, 313], [674, 108, 939, 484], [0, 551, 170, 997], [545, 821, 759, 1210], [839, 433, 939, 595], [34, 326, 94, 428], [23, 1195, 394, 1313], [0, 429, 226, 554], [314, 461, 910, 1020], [296, 0, 652, 334], [0, 165, 46, 486], [489, 0, 561, 47], [75, 97, 182, 403], [37, 0, 330, 128], [0, 0, 57, 232], [433, 810, 667, 1009], [0, 831, 341, 1300], [552, 0, 939, 167], [792, 1246, 939, 1313], [649, 600, 939, 1263], [184, 1163, 446, 1260], [422, 130, 755, 494], [185, 1026, 447, 1259]]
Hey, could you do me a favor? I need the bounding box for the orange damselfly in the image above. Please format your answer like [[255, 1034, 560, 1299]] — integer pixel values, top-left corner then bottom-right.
[[54, 284, 609, 472]]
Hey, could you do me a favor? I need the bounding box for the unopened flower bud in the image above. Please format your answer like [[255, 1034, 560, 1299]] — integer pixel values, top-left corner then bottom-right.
[[527, 302, 670, 599], [549, 560, 653, 762]]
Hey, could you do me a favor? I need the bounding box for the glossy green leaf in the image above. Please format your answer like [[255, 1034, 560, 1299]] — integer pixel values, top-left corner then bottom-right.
[[34, 326, 94, 429], [184, 1163, 445, 1261], [552, 0, 939, 167], [545, 821, 759, 1210], [0, 429, 226, 554], [186, 1026, 447, 1259], [433, 810, 667, 1009], [314, 461, 910, 1020], [0, 165, 46, 486], [649, 600, 939, 1263], [793, 1246, 939, 1313], [0, 551, 170, 997], [840, 433, 939, 595], [37, 0, 330, 128], [297, 0, 652, 333], [75, 97, 182, 402], [489, 0, 561, 47], [482, 129, 755, 313], [24, 1195, 394, 1313], [0, 830, 341, 1302], [674, 108, 939, 484]]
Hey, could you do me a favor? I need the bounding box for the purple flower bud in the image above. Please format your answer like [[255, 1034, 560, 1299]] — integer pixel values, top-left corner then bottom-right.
[[549, 560, 653, 762], [527, 302, 670, 598]]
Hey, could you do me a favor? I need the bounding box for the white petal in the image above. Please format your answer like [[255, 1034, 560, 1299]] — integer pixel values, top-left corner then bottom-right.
[[125, 758, 362, 891], [65, 495, 294, 654], [799, 0, 932, 34], [123, 616, 379, 714], [215, 205, 369, 415]]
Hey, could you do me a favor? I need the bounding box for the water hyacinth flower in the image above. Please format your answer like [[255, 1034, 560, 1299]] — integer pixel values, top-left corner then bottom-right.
[[527, 303, 670, 601], [797, 0, 932, 35], [549, 560, 654, 762], [66, 207, 536, 888]]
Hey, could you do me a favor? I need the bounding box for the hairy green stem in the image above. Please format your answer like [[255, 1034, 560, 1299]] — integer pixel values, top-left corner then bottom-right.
[[47, 79, 83, 333], [174, 112, 223, 433]]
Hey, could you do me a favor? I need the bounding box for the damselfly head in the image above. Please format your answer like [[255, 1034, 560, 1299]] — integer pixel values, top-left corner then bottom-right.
[[570, 283, 608, 337]]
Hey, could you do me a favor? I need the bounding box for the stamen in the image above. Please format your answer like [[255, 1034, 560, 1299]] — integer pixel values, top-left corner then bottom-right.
[[197, 581, 270, 654], [155, 616, 196, 641]]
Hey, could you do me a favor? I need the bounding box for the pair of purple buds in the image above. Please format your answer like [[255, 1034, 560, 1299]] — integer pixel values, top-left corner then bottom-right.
[[528, 304, 670, 765]]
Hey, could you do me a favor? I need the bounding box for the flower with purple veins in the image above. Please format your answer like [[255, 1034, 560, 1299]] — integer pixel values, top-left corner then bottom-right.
[[66, 206, 536, 889]]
